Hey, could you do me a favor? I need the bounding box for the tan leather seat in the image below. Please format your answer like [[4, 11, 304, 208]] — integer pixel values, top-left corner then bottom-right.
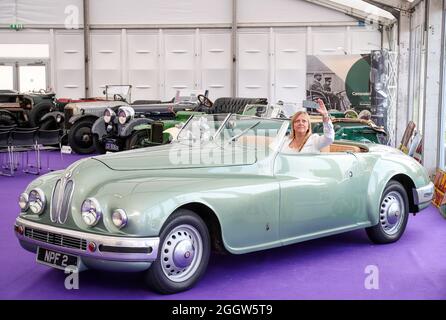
[[320, 146, 330, 153], [329, 144, 361, 153], [238, 136, 274, 147]]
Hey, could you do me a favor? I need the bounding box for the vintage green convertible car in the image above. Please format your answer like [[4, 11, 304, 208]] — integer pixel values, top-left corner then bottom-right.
[[14, 114, 434, 294]]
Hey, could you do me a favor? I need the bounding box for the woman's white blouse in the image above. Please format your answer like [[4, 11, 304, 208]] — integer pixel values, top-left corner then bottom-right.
[[282, 120, 335, 153]]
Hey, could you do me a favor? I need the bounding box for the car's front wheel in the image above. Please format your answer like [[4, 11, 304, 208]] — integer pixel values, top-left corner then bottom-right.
[[125, 130, 149, 150], [144, 209, 211, 294], [92, 134, 106, 154], [68, 118, 96, 154], [366, 180, 409, 244]]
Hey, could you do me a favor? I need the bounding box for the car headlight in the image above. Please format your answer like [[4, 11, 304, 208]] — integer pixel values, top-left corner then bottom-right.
[[118, 110, 129, 125], [103, 108, 116, 124], [117, 107, 134, 125], [112, 209, 128, 229], [19, 193, 29, 211], [81, 198, 102, 227], [28, 189, 46, 215]]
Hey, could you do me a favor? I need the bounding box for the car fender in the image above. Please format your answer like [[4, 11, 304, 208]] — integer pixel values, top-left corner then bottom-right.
[[0, 109, 17, 118], [363, 153, 430, 226], [69, 114, 99, 125], [74, 163, 279, 253], [120, 118, 154, 137], [92, 117, 107, 138], [40, 111, 64, 123]]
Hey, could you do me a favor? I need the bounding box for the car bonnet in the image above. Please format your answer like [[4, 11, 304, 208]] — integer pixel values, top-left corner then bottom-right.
[[93, 143, 257, 171]]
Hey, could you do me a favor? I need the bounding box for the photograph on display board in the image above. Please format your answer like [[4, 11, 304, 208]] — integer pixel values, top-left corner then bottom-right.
[[306, 51, 391, 131], [370, 49, 390, 128]]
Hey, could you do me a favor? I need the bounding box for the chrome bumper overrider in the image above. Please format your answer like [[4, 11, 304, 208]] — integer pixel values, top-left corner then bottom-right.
[[14, 217, 159, 262], [413, 182, 435, 205]]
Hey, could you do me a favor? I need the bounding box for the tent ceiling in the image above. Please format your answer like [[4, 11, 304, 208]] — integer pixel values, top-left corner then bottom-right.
[[363, 0, 419, 11], [303, 0, 402, 25]]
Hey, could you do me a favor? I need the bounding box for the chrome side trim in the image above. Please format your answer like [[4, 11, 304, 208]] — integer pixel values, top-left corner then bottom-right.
[[413, 182, 435, 205], [15, 217, 159, 262]]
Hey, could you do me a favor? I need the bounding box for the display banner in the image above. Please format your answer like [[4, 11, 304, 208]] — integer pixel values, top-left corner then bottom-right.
[[306, 54, 372, 113], [370, 49, 391, 128], [306, 51, 393, 140]]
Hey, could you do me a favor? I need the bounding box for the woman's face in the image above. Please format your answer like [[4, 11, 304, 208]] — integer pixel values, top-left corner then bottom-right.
[[294, 114, 309, 136]]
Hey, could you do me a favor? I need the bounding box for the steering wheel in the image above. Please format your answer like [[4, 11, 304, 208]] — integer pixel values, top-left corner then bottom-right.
[[196, 94, 213, 110], [113, 94, 125, 102]]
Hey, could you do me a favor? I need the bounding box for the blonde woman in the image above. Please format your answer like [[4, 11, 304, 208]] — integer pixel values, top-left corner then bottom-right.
[[282, 99, 335, 153]]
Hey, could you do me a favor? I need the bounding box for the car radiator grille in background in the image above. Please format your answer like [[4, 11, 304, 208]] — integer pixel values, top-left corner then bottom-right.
[[24, 227, 87, 251], [64, 109, 73, 129]]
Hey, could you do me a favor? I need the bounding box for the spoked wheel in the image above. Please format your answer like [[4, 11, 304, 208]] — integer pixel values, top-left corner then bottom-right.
[[144, 209, 210, 294], [366, 180, 409, 244]]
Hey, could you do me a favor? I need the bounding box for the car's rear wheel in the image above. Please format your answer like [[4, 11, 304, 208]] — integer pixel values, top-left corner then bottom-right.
[[366, 180, 409, 244], [68, 118, 96, 154], [144, 209, 210, 294]]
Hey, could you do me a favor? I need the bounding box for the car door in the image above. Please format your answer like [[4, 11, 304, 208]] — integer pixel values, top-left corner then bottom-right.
[[274, 151, 364, 246]]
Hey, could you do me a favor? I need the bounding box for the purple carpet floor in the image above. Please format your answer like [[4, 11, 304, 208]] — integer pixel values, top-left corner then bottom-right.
[[1, 151, 446, 300]]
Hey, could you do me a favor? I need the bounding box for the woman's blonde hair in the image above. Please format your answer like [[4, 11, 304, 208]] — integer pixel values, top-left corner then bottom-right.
[[290, 111, 312, 141]]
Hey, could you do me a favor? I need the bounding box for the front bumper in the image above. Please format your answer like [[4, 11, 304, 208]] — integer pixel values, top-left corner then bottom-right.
[[413, 182, 435, 206], [14, 217, 160, 268]]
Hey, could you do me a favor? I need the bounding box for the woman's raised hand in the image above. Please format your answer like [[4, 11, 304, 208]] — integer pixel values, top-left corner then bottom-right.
[[316, 99, 328, 117]]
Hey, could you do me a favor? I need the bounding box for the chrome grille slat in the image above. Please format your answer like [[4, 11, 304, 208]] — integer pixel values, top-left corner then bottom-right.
[[59, 180, 73, 224], [50, 180, 61, 222], [24, 227, 87, 251], [51, 176, 74, 225]]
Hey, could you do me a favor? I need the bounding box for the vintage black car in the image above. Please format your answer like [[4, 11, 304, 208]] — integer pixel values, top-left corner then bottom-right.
[[92, 96, 268, 153], [0, 89, 57, 127]]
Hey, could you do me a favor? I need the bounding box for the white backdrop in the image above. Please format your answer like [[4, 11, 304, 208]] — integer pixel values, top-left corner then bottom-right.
[[0, 0, 382, 101], [0, 0, 83, 25]]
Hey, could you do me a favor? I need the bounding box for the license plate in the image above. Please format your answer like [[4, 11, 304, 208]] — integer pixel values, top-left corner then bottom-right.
[[105, 139, 120, 152], [36, 247, 79, 270]]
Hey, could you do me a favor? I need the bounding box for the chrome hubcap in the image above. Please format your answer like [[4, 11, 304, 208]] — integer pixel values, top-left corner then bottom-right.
[[160, 224, 202, 282], [82, 134, 91, 143], [380, 191, 405, 235]]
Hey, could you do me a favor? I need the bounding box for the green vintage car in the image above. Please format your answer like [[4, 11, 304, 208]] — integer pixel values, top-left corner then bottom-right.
[[14, 114, 434, 294]]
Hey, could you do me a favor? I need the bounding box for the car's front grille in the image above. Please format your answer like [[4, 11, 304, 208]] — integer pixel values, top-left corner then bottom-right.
[[24, 227, 87, 251], [64, 109, 73, 129], [51, 178, 74, 224]]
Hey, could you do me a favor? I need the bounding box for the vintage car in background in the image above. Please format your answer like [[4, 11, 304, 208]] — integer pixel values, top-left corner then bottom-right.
[[92, 96, 267, 153], [39, 85, 191, 154], [39, 85, 135, 154], [312, 117, 387, 144], [0, 89, 58, 127], [14, 113, 434, 294]]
